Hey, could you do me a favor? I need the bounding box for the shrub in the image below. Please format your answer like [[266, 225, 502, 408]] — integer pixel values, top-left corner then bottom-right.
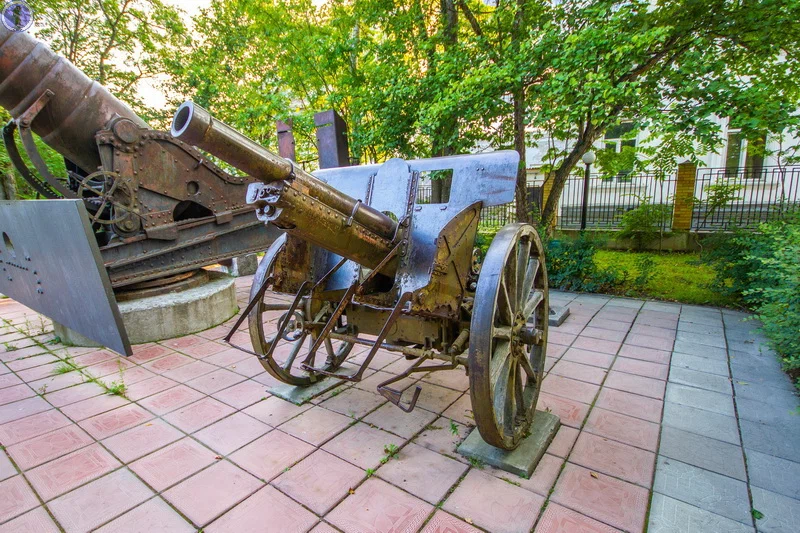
[[702, 210, 800, 386], [615, 196, 672, 251], [546, 233, 626, 292]]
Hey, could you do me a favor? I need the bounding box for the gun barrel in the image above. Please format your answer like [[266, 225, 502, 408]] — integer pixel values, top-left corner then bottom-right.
[[0, 27, 148, 172], [171, 102, 399, 273]]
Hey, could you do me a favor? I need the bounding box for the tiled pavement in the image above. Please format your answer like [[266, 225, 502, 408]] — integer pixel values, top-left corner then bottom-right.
[[0, 279, 797, 532]]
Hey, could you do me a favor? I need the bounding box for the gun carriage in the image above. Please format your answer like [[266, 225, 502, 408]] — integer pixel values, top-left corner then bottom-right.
[[172, 103, 550, 450]]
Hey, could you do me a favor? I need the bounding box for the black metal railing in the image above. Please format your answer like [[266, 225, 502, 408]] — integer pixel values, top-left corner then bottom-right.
[[556, 173, 676, 230], [416, 185, 519, 227], [692, 166, 800, 231]]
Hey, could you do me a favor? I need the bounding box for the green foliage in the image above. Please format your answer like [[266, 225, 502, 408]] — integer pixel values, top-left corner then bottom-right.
[[546, 234, 626, 293], [694, 182, 744, 226], [615, 196, 672, 251], [449, 420, 459, 436], [595, 146, 638, 180], [632, 255, 656, 291], [702, 210, 800, 385]]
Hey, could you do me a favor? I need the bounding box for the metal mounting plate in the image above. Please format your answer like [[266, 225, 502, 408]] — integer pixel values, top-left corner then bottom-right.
[[0, 200, 131, 355]]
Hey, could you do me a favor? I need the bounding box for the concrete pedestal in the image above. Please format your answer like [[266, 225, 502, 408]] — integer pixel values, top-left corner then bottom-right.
[[219, 254, 259, 277], [55, 272, 238, 348], [267, 376, 344, 405], [549, 305, 570, 327], [457, 410, 560, 477]]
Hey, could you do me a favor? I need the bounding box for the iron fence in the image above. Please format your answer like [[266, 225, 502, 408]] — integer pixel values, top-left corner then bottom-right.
[[556, 173, 676, 230], [416, 185, 519, 227], [692, 166, 800, 231]]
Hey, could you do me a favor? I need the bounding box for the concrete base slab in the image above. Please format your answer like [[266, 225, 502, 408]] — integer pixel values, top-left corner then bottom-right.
[[55, 272, 238, 349], [457, 410, 560, 477], [267, 376, 344, 405], [549, 305, 570, 327], [220, 254, 259, 277]]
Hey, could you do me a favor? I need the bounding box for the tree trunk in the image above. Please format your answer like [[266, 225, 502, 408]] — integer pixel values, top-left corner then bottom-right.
[[0, 172, 16, 200], [431, 0, 458, 204], [513, 86, 530, 223]]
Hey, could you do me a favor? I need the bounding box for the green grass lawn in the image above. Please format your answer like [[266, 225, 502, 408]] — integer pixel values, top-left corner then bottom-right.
[[594, 250, 735, 307]]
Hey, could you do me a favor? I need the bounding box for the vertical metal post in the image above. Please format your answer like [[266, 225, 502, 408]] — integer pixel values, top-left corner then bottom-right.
[[580, 162, 591, 230], [276, 119, 296, 161], [314, 110, 350, 169]]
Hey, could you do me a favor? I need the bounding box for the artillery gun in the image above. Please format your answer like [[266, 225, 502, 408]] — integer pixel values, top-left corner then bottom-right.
[[0, 28, 278, 354], [172, 102, 550, 450]]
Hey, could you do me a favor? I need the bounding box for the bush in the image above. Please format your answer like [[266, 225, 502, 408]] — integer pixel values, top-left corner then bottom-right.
[[615, 196, 672, 250], [702, 210, 800, 386], [546, 233, 626, 292]]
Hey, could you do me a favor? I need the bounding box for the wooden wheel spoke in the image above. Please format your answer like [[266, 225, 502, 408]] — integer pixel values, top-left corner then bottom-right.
[[521, 258, 539, 302], [283, 333, 308, 370], [516, 239, 531, 306], [324, 337, 335, 358], [514, 361, 525, 415], [489, 339, 513, 391], [504, 248, 519, 314], [523, 289, 545, 321], [519, 351, 537, 380], [497, 277, 514, 326], [501, 362, 517, 434]]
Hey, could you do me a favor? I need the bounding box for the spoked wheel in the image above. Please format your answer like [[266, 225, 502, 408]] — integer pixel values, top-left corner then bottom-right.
[[248, 235, 354, 386], [469, 223, 549, 450]]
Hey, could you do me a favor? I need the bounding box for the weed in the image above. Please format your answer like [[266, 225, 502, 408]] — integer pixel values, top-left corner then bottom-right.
[[3, 343, 17, 352], [752, 509, 764, 520], [449, 420, 459, 436], [49, 336, 62, 345], [52, 363, 75, 375], [468, 457, 485, 469], [106, 379, 127, 397], [500, 476, 521, 487], [365, 468, 375, 478], [37, 384, 48, 395], [380, 444, 400, 464], [426, 424, 443, 431]]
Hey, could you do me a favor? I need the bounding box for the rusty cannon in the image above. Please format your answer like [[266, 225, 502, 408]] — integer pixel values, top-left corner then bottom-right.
[[0, 27, 279, 354], [171, 102, 550, 450]]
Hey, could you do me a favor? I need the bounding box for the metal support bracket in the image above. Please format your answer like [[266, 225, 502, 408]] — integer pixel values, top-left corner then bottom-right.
[[376, 356, 458, 413]]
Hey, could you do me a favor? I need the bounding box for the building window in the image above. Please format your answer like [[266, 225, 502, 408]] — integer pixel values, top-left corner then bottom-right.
[[726, 131, 766, 178], [604, 122, 636, 152]]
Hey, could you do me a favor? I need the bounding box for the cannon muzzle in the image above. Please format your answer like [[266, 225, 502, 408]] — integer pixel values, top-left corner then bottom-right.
[[0, 26, 149, 173], [171, 102, 399, 273]]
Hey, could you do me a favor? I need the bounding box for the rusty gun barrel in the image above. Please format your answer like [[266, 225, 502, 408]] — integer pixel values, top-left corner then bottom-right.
[[171, 102, 398, 273], [0, 26, 148, 173]]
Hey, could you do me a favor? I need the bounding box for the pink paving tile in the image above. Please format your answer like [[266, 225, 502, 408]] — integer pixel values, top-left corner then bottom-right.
[[43, 381, 105, 407], [443, 469, 543, 533], [97, 366, 155, 388], [78, 403, 153, 440], [124, 375, 178, 401], [413, 416, 468, 459], [0, 476, 40, 523], [0, 397, 51, 425], [178, 340, 227, 359], [537, 393, 590, 428], [162, 360, 216, 382], [0, 409, 71, 446], [547, 425, 580, 458], [634, 314, 678, 329], [323, 422, 406, 470], [415, 382, 463, 413], [327, 477, 433, 533], [618, 344, 670, 364], [364, 400, 438, 438], [489, 453, 562, 497], [47, 468, 153, 533], [569, 432, 656, 487], [273, 449, 365, 514], [310, 522, 340, 533], [204, 347, 251, 368], [0, 384, 35, 406], [60, 393, 130, 422], [206, 485, 318, 533], [547, 343, 568, 359], [231, 429, 314, 481], [580, 326, 628, 342], [6, 425, 93, 471], [571, 336, 622, 355], [230, 357, 267, 377], [279, 406, 352, 446], [548, 331, 577, 346], [561, 348, 616, 369], [0, 373, 22, 389], [26, 443, 120, 501], [162, 334, 206, 350], [163, 397, 234, 433], [624, 332, 674, 351], [143, 352, 194, 373], [550, 361, 608, 385], [422, 510, 483, 533], [243, 395, 310, 426], [604, 370, 666, 400], [95, 497, 194, 533], [595, 387, 663, 424], [551, 463, 648, 533], [0, 452, 15, 481], [194, 412, 271, 455], [82, 358, 135, 379], [212, 379, 268, 409], [130, 438, 216, 491], [584, 407, 660, 451], [102, 419, 183, 463], [542, 375, 600, 405], [378, 442, 468, 504], [612, 356, 669, 381], [186, 368, 245, 394], [138, 384, 204, 415], [16, 363, 59, 382], [0, 506, 60, 533], [129, 343, 173, 363], [6, 354, 58, 372], [73, 349, 117, 367], [421, 367, 470, 391], [29, 371, 86, 393], [163, 460, 262, 527], [629, 323, 676, 340], [535, 502, 623, 533]]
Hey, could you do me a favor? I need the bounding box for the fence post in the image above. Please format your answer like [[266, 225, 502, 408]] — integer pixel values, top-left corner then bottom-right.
[[672, 162, 697, 231], [541, 172, 557, 229]]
